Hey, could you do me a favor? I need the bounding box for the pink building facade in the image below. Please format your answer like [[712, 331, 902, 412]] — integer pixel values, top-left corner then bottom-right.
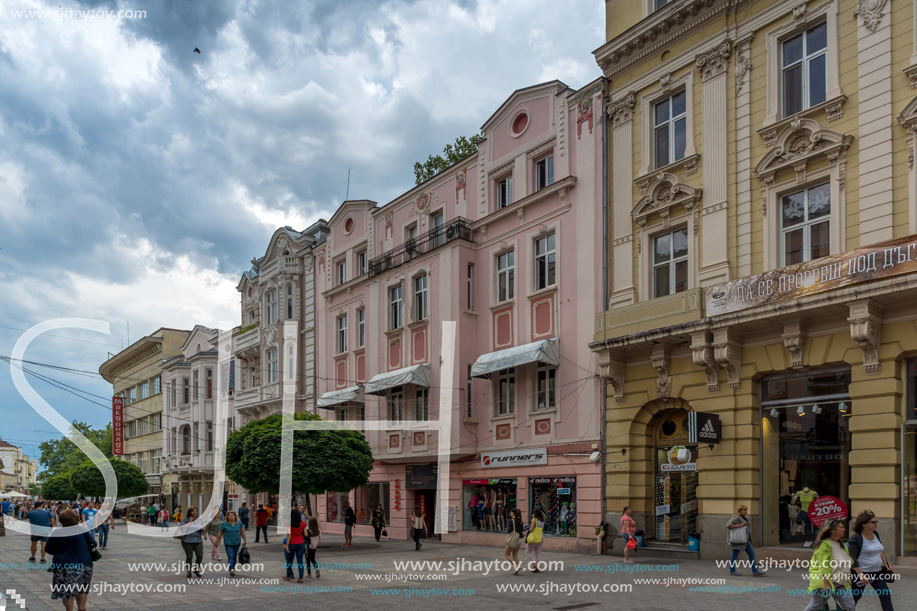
[[314, 80, 607, 552]]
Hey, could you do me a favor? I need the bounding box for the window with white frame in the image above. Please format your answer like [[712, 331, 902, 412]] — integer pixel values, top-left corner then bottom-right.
[[653, 227, 689, 298], [535, 155, 554, 191], [266, 289, 278, 325], [170, 382, 176, 407], [467, 263, 474, 310], [405, 225, 418, 260], [356, 251, 367, 276], [534, 233, 556, 290], [286, 284, 294, 319], [781, 183, 830, 265], [389, 388, 403, 423], [193, 371, 199, 400], [389, 284, 403, 330], [337, 260, 347, 286], [357, 308, 365, 348], [782, 22, 827, 118], [497, 251, 515, 302], [182, 378, 189, 404], [248, 309, 255, 325], [153, 376, 161, 395], [266, 348, 279, 383], [182, 426, 191, 453], [466, 365, 474, 420], [151, 413, 161, 432], [497, 175, 513, 209], [151, 449, 162, 474], [413, 273, 428, 321], [415, 388, 429, 421], [140, 381, 149, 400], [430, 211, 445, 248], [128, 387, 136, 404], [206, 421, 213, 451], [536, 365, 556, 411], [654, 91, 687, 169], [249, 365, 256, 388], [206, 369, 213, 399], [497, 369, 515, 415], [337, 314, 348, 354]]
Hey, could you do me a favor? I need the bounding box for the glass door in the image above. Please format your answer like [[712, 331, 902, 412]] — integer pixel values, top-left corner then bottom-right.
[[655, 445, 699, 543], [904, 423, 917, 555]]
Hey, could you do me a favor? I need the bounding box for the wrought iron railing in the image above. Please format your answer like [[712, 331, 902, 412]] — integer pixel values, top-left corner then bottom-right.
[[369, 217, 473, 276]]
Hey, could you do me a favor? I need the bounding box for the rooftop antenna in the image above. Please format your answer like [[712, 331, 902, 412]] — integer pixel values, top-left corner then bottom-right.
[[345, 169, 351, 201], [127, 321, 130, 346]]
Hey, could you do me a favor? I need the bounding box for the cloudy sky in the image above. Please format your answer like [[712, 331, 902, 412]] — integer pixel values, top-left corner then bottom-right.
[[0, 0, 604, 468]]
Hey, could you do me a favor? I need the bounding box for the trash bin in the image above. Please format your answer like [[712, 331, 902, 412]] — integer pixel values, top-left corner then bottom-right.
[[634, 530, 645, 548], [688, 532, 700, 552]]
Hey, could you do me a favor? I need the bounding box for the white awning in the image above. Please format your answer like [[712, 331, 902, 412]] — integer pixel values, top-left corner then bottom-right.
[[364, 363, 431, 395], [470, 338, 560, 378], [316, 386, 364, 409]]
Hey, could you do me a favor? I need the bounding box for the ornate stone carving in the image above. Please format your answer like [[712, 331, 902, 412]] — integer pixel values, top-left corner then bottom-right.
[[854, 0, 887, 32], [264, 327, 276, 348], [632, 172, 703, 224], [712, 327, 742, 389], [651, 343, 671, 399], [848, 300, 882, 374], [825, 99, 845, 122], [606, 92, 636, 127], [690, 330, 720, 392], [792, 3, 807, 24], [695, 40, 732, 80], [782, 319, 807, 369], [755, 117, 853, 187], [660, 72, 673, 92], [735, 52, 751, 95], [598, 351, 626, 402], [904, 64, 917, 90]]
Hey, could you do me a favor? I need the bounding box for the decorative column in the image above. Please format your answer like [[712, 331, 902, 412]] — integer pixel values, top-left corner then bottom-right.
[[734, 34, 754, 277], [696, 40, 732, 286], [607, 92, 637, 308], [855, 0, 894, 244]]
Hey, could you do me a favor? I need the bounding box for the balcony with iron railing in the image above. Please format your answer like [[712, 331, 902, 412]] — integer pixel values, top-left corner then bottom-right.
[[369, 217, 473, 277]]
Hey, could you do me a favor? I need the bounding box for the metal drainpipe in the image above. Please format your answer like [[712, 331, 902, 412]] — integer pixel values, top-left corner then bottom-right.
[[600, 86, 610, 551]]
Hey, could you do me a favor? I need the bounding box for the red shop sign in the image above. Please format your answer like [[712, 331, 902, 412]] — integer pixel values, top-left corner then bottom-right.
[[808, 495, 848, 528], [112, 397, 124, 456]]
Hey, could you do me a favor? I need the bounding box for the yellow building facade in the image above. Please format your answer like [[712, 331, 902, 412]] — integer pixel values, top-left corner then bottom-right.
[[592, 0, 917, 562]]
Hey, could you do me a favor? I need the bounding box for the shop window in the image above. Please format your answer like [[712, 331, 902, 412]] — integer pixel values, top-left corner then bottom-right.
[[530, 477, 577, 537], [353, 482, 390, 526], [462, 479, 517, 532], [326, 491, 349, 523]]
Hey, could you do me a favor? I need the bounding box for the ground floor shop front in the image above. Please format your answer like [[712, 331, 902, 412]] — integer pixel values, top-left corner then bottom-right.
[[317, 444, 602, 552]]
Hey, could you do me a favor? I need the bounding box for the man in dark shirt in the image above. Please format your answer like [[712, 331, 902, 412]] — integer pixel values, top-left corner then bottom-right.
[[343, 501, 356, 547], [239, 503, 250, 530], [255, 504, 269, 543], [25, 502, 54, 564]]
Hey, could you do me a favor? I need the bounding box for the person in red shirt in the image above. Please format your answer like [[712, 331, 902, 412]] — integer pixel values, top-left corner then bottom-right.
[[255, 504, 269, 543]]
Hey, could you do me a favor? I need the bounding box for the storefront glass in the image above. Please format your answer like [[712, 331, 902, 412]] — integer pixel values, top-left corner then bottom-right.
[[654, 446, 698, 544], [903, 359, 917, 556], [354, 483, 390, 526], [761, 368, 851, 546], [462, 479, 516, 532], [529, 476, 577, 537], [326, 491, 348, 523]]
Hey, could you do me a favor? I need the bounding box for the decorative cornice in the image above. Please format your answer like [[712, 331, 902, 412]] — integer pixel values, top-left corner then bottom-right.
[[633, 172, 703, 224], [695, 40, 732, 80], [754, 117, 853, 188], [903, 64, 917, 90], [854, 0, 887, 32], [781, 319, 807, 369], [525, 137, 557, 160]]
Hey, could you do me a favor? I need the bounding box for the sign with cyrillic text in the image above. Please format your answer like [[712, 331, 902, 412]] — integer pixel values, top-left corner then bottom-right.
[[112, 397, 124, 456]]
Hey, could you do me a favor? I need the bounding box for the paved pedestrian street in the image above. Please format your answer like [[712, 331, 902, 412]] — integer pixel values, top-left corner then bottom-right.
[[2, 528, 916, 611]]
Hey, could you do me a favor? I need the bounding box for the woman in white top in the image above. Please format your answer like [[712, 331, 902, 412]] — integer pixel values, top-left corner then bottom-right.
[[848, 510, 895, 611], [411, 506, 427, 551]]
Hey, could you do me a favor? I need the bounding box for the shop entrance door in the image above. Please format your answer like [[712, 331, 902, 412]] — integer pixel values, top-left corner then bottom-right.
[[655, 445, 699, 544], [903, 421, 917, 555], [416, 490, 436, 540]]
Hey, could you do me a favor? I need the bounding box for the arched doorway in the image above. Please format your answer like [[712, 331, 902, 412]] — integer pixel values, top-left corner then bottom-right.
[[649, 406, 698, 544]]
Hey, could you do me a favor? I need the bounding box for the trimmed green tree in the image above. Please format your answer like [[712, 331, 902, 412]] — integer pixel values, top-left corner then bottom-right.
[[225, 413, 374, 516], [42, 474, 77, 501], [69, 457, 149, 499], [413, 133, 485, 184], [38, 421, 113, 482]]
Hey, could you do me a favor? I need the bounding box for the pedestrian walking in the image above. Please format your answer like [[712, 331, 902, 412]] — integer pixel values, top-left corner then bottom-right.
[[727, 505, 764, 576], [255, 504, 269, 543], [158, 507, 170, 534], [620, 505, 637, 564], [410, 506, 427, 551], [215, 510, 246, 577], [306, 517, 322, 578], [371, 504, 386, 542], [504, 507, 524, 575], [25, 502, 55, 564], [179, 506, 204, 578], [96, 504, 112, 550], [46, 509, 95, 611], [802, 518, 856, 611], [239, 502, 250, 530], [149, 503, 158, 527], [282, 509, 307, 583], [848, 510, 895, 611], [206, 513, 223, 561], [342, 501, 356, 547], [79, 501, 98, 545], [525, 509, 545, 573]]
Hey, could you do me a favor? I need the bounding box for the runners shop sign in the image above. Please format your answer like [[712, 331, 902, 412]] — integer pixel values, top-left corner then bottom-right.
[[481, 448, 547, 468], [706, 234, 917, 316]]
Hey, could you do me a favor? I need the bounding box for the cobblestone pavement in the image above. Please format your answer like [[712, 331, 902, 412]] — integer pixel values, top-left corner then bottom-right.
[[2, 526, 916, 610]]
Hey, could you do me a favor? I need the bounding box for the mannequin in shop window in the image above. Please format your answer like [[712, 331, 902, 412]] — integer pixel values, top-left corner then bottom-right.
[[485, 488, 496, 531], [476, 488, 486, 530], [494, 488, 507, 532], [792, 487, 819, 539], [558, 503, 569, 536]]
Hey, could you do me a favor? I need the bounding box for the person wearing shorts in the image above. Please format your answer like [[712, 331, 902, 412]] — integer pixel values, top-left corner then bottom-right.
[[343, 502, 356, 546], [25, 502, 54, 564]]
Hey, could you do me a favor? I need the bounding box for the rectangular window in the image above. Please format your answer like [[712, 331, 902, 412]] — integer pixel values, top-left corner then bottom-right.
[[462, 479, 518, 532], [535, 155, 554, 191], [414, 274, 428, 321], [151, 413, 161, 432], [153, 377, 161, 395], [782, 22, 827, 117], [389, 284, 403, 330], [337, 314, 348, 354], [415, 388, 429, 421], [497, 251, 515, 303], [287, 284, 294, 319], [126, 420, 136, 439], [431, 211, 445, 248], [266, 348, 279, 383], [151, 449, 162, 474], [206, 421, 213, 451], [497, 176, 513, 209], [467, 263, 474, 310], [128, 387, 136, 404], [536, 366, 556, 411], [194, 422, 199, 451], [389, 388, 403, 424], [266, 289, 278, 325], [466, 365, 474, 420], [171, 427, 177, 454], [337, 260, 347, 286], [206, 369, 213, 399], [248, 309, 256, 324], [170, 382, 176, 408], [337, 406, 348, 423], [782, 182, 830, 265], [138, 417, 148, 436], [357, 308, 365, 348], [497, 369, 516, 415], [405, 225, 418, 260], [654, 91, 687, 169], [193, 371, 199, 400], [139, 382, 149, 400], [356, 251, 367, 276], [182, 378, 189, 404], [249, 365, 256, 388], [535, 233, 556, 290], [652, 227, 689, 298]]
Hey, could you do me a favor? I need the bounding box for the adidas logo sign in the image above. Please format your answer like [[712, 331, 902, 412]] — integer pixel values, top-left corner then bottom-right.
[[699, 420, 717, 439]]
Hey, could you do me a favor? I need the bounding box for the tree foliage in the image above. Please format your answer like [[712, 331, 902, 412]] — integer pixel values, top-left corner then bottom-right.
[[38, 421, 113, 482], [42, 474, 76, 501], [225, 413, 374, 497], [413, 133, 485, 185], [69, 458, 149, 499]]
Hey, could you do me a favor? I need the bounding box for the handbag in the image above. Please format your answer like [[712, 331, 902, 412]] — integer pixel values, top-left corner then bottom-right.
[[381, 529, 388, 537], [727, 519, 748, 546], [409, 526, 416, 538], [238, 546, 251, 566], [526, 523, 543, 544], [505, 519, 520, 548], [84, 533, 102, 561]]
